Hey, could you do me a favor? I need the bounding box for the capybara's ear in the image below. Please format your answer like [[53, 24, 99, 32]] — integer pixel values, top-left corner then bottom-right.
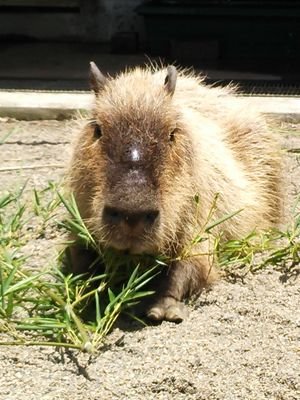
[[89, 61, 107, 94], [164, 65, 177, 96]]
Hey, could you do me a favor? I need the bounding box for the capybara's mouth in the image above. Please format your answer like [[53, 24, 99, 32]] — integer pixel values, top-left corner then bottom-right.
[[102, 222, 158, 254], [106, 236, 154, 255]]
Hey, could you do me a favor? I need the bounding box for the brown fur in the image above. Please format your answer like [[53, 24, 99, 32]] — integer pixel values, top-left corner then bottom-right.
[[67, 65, 282, 322]]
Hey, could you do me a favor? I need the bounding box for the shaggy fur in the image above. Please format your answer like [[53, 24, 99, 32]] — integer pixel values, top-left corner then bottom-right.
[[67, 65, 282, 322]]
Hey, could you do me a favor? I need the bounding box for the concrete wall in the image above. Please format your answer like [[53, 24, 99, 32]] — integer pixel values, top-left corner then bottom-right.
[[81, 0, 145, 42], [0, 0, 145, 42], [111, 0, 144, 34]]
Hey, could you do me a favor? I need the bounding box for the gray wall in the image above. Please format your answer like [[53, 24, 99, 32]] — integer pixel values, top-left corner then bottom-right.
[[0, 0, 145, 42], [83, 0, 144, 42]]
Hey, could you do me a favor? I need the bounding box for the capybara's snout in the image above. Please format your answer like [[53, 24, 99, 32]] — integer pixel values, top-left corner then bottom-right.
[[102, 206, 159, 230], [101, 204, 160, 253]]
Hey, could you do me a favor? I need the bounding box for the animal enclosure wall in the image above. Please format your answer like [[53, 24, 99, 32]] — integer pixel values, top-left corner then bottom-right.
[[0, 0, 145, 42]]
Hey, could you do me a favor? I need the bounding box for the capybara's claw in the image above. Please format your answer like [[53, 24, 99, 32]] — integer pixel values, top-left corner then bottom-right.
[[147, 297, 188, 323]]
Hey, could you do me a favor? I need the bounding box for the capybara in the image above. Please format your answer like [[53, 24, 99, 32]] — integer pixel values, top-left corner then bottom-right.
[[67, 62, 281, 322]]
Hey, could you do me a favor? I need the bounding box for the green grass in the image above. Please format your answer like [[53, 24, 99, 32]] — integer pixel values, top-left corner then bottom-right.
[[0, 127, 17, 145], [217, 197, 300, 281], [0, 184, 299, 353], [0, 184, 160, 352]]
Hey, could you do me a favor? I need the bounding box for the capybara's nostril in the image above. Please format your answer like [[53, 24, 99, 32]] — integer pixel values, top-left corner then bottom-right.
[[143, 210, 159, 226], [123, 210, 159, 228], [102, 206, 123, 225], [103, 206, 159, 228]]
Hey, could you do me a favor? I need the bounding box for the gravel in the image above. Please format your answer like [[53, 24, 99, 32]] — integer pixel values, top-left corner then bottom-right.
[[0, 119, 299, 400]]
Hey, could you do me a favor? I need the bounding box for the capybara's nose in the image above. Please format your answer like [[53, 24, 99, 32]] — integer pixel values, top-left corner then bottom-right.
[[103, 206, 159, 228]]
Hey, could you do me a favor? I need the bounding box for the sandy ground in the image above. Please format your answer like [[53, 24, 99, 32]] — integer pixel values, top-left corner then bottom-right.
[[0, 119, 299, 400]]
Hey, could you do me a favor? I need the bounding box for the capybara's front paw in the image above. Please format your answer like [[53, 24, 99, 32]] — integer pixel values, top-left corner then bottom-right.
[[147, 296, 188, 323]]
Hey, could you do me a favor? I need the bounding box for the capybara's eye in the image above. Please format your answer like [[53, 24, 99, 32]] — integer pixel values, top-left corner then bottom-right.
[[93, 123, 102, 139], [169, 129, 177, 142]]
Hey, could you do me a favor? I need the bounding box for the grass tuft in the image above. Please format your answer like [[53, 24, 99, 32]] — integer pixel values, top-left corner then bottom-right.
[[0, 186, 161, 352], [0, 186, 299, 352]]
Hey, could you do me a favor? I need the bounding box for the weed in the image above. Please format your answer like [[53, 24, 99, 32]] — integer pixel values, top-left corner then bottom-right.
[[0, 127, 17, 145], [0, 187, 160, 352], [0, 185, 298, 352]]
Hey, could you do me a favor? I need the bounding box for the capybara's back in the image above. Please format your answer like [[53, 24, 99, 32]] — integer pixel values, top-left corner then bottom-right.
[[68, 63, 281, 322]]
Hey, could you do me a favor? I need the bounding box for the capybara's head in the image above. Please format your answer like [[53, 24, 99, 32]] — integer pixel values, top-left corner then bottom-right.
[[71, 63, 195, 255]]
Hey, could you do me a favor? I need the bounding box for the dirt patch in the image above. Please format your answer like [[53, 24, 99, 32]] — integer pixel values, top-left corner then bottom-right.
[[0, 119, 299, 400]]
